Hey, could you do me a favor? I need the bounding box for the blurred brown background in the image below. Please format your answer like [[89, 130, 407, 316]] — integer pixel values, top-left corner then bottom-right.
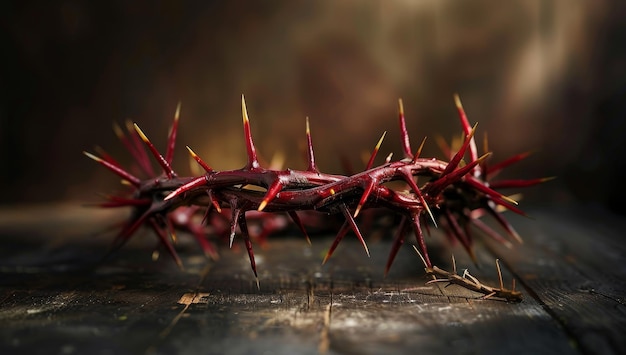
[[1, 0, 624, 214]]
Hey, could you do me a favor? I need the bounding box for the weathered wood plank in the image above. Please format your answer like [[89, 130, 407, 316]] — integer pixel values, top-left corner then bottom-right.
[[0, 204, 623, 354], [484, 206, 626, 355]]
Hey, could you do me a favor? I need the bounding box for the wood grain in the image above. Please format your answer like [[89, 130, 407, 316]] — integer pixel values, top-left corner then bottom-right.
[[0, 204, 623, 354]]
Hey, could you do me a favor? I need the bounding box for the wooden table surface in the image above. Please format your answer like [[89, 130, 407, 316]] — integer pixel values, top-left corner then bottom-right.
[[0, 203, 624, 355]]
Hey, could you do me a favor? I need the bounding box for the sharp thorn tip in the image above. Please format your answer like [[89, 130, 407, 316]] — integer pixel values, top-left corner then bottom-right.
[[454, 93, 462, 109]]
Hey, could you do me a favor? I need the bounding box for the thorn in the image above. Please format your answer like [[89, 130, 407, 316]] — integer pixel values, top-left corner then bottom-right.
[[410, 212, 431, 267], [354, 180, 375, 218], [426, 152, 491, 196], [175, 101, 182, 120], [83, 151, 141, 187], [116, 208, 152, 242], [238, 213, 258, 279], [241, 94, 249, 125], [464, 176, 526, 211], [401, 169, 437, 227], [443, 209, 473, 265], [385, 216, 407, 276], [133, 123, 175, 178], [412, 245, 428, 269], [133, 122, 150, 144], [339, 204, 369, 257], [159, 213, 178, 244], [305, 116, 311, 135], [208, 190, 222, 213], [83, 151, 102, 163], [196, 233, 219, 261], [100, 212, 149, 264], [149, 218, 183, 269], [229, 207, 242, 248], [411, 136, 428, 164], [484, 204, 524, 243], [366, 131, 386, 170], [489, 176, 556, 189], [241, 94, 260, 169], [112, 122, 125, 139], [453, 93, 462, 111], [540, 176, 558, 183], [116, 121, 154, 176], [483, 292, 496, 300], [385, 152, 393, 163], [470, 217, 514, 248], [452, 254, 457, 274], [398, 98, 413, 159], [440, 123, 478, 179], [487, 151, 533, 176], [200, 204, 212, 226], [164, 176, 206, 201], [170, 228, 178, 244], [186, 146, 213, 172], [496, 259, 504, 290], [94, 146, 120, 167], [258, 179, 283, 212], [500, 194, 519, 206], [165, 101, 181, 165], [305, 117, 319, 172], [353, 205, 363, 219], [288, 211, 311, 245], [322, 221, 350, 265], [422, 198, 437, 228], [454, 94, 478, 169]]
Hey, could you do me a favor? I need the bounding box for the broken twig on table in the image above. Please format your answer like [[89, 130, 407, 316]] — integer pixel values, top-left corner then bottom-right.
[[413, 246, 523, 302]]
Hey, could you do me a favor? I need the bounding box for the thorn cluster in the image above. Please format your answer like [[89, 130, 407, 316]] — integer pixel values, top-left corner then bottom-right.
[[84, 95, 549, 283]]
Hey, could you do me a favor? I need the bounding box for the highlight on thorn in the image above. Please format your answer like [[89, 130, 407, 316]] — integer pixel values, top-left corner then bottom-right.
[[241, 94, 260, 170], [186, 146, 212, 172]]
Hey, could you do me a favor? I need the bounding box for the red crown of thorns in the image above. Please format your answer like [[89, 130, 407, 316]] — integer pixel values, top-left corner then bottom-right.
[[84, 95, 549, 282]]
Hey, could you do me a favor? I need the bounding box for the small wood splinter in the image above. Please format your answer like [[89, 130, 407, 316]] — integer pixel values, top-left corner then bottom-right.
[[413, 246, 523, 302]]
